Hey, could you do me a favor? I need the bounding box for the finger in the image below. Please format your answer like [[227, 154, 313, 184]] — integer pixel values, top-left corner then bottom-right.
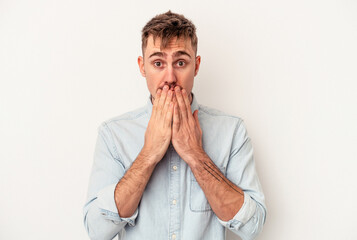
[[165, 101, 174, 128], [152, 89, 161, 118], [173, 95, 181, 124], [153, 89, 162, 106], [173, 102, 180, 132], [158, 85, 169, 116], [172, 94, 177, 105], [175, 86, 188, 120], [159, 85, 169, 105], [181, 88, 192, 114], [162, 89, 173, 121]]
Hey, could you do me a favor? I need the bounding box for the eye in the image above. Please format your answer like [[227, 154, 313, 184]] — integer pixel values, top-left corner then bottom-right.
[[176, 60, 185, 67], [154, 61, 162, 67]]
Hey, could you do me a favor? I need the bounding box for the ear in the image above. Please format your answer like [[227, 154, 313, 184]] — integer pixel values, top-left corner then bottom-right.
[[194, 55, 201, 76], [138, 56, 146, 77]]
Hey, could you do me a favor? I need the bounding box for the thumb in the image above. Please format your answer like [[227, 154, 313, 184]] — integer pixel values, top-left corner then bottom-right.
[[193, 110, 201, 131]]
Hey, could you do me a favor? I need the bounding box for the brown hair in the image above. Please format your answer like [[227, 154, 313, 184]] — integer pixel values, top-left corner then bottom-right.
[[141, 11, 198, 55]]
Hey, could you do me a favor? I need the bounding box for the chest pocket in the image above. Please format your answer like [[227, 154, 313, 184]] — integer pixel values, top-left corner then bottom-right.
[[189, 165, 226, 212]]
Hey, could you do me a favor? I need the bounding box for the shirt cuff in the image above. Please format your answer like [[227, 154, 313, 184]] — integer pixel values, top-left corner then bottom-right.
[[217, 191, 257, 230], [96, 183, 138, 226]]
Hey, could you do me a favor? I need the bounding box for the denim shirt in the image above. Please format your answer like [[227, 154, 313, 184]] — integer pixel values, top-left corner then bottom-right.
[[83, 94, 266, 240]]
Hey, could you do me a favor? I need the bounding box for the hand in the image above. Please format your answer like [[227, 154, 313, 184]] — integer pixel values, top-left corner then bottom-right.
[[171, 86, 204, 163], [142, 85, 174, 164]]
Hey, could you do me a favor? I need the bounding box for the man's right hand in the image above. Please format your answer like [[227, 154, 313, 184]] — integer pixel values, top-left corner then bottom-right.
[[142, 85, 174, 164], [114, 85, 174, 218]]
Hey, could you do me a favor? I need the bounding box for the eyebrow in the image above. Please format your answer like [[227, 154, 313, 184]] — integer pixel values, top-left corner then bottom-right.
[[173, 51, 192, 59], [148, 50, 192, 59], [149, 52, 165, 58]]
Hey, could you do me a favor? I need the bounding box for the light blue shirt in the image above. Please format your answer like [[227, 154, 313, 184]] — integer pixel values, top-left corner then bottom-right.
[[83, 94, 266, 240]]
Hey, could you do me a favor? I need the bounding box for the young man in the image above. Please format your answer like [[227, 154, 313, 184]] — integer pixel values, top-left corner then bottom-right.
[[83, 11, 266, 240]]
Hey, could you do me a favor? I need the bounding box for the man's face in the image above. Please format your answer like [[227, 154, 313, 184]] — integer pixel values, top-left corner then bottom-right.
[[138, 35, 201, 104]]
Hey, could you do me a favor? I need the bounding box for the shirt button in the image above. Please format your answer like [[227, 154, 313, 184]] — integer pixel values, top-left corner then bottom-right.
[[172, 166, 177, 171], [172, 199, 177, 205], [172, 234, 176, 240]]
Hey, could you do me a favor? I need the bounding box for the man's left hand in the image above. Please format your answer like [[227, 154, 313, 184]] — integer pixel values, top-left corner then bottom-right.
[[171, 86, 204, 163]]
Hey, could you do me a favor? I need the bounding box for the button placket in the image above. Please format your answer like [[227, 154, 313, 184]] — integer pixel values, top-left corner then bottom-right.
[[169, 146, 180, 239]]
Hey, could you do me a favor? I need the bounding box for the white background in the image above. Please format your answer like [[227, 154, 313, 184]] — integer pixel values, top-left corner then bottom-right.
[[1, 0, 356, 239]]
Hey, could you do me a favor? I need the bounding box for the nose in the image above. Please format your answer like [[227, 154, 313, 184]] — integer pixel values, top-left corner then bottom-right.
[[165, 65, 177, 86]]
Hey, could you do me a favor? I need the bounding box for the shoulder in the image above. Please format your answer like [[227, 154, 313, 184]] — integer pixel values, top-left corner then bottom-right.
[[198, 104, 243, 124], [107, 105, 148, 123], [98, 105, 148, 131], [197, 104, 248, 139]]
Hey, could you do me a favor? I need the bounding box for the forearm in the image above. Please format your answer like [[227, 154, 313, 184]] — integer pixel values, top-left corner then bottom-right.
[[114, 149, 158, 218], [186, 150, 244, 221]]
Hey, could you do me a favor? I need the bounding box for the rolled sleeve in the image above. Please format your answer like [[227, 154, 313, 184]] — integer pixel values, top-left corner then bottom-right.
[[218, 192, 257, 228], [97, 183, 138, 226], [217, 192, 266, 240]]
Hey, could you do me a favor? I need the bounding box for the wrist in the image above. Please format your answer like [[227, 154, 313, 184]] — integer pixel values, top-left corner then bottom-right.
[[183, 148, 207, 168], [140, 146, 162, 165]]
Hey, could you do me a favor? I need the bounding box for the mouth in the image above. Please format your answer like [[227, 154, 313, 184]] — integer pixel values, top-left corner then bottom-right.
[[152, 85, 179, 101], [158, 85, 180, 92]]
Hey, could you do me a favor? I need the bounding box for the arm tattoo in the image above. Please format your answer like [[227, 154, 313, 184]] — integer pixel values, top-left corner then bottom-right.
[[203, 162, 243, 196], [203, 165, 221, 181]]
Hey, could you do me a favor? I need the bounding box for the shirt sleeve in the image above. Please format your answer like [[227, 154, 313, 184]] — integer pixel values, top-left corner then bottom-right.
[[217, 119, 267, 240], [83, 122, 139, 240]]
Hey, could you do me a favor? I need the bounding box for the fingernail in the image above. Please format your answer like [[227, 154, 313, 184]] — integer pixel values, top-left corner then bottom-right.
[[163, 85, 169, 90], [168, 90, 172, 96]]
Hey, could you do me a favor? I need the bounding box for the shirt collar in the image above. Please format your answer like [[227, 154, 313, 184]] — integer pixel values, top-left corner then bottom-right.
[[146, 92, 199, 117]]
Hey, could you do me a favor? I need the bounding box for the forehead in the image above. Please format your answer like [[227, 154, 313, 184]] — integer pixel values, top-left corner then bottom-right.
[[145, 35, 194, 56]]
